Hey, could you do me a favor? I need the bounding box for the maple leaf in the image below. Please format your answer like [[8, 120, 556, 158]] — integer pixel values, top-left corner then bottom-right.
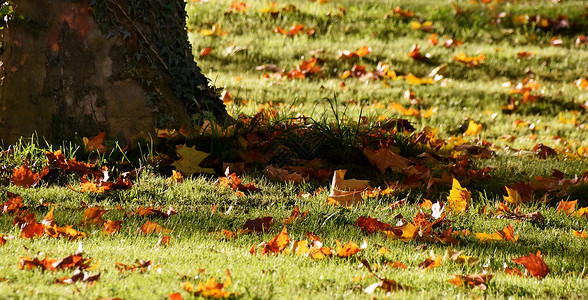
[[463, 120, 482, 136], [80, 207, 107, 226], [184, 269, 233, 298], [283, 206, 308, 225], [265, 165, 308, 183], [408, 44, 430, 61], [327, 170, 369, 206], [575, 77, 588, 89], [475, 224, 518, 242], [115, 260, 157, 273], [418, 255, 442, 271], [573, 230, 587, 239], [11, 164, 49, 188], [2, 192, 25, 214], [261, 226, 290, 255], [511, 251, 550, 279], [82, 132, 106, 153], [242, 216, 273, 233], [102, 220, 123, 235], [556, 199, 577, 215], [453, 52, 485, 67], [448, 274, 493, 290], [354, 216, 391, 234], [216, 171, 261, 195], [138, 220, 172, 235], [55, 268, 100, 285], [0, 234, 14, 246], [503, 186, 524, 204], [446, 178, 470, 214], [336, 240, 366, 257], [172, 145, 215, 175], [363, 148, 410, 173], [384, 222, 417, 241]]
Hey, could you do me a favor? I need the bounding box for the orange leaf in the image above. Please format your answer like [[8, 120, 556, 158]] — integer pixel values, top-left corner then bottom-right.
[[336, 240, 365, 257], [511, 251, 550, 279], [10, 164, 49, 188], [169, 292, 184, 300], [200, 47, 213, 57], [261, 226, 290, 255], [475, 224, 518, 242], [446, 178, 470, 214], [572, 230, 587, 238], [355, 46, 372, 57], [184, 269, 233, 298], [21, 222, 45, 239], [80, 207, 107, 226], [575, 78, 588, 89], [427, 33, 438, 46], [407, 44, 430, 61], [556, 199, 577, 215], [138, 220, 172, 235], [283, 206, 308, 224], [83, 132, 106, 153], [115, 260, 154, 273], [102, 220, 123, 235]]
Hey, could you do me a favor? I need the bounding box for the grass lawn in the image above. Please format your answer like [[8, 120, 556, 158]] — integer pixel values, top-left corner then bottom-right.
[[1, 0, 588, 299]]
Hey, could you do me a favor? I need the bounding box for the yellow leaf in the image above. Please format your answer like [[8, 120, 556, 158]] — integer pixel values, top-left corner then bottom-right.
[[503, 186, 523, 204], [463, 120, 482, 136], [327, 170, 369, 206], [446, 178, 470, 214], [171, 145, 215, 175]]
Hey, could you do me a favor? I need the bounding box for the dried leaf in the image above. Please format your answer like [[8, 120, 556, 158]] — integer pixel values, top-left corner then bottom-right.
[[449, 274, 493, 290], [138, 220, 172, 235], [336, 240, 365, 257], [11, 164, 49, 188], [242, 217, 274, 233], [172, 145, 215, 175], [327, 170, 369, 206], [102, 220, 122, 235], [261, 226, 290, 255], [80, 207, 107, 226], [446, 178, 470, 214], [511, 251, 550, 279], [363, 148, 410, 173]]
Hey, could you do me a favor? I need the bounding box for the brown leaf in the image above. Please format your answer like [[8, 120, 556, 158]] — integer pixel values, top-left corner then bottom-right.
[[336, 240, 366, 257], [2, 192, 25, 214], [327, 170, 369, 206], [80, 207, 107, 226], [363, 148, 410, 173], [11, 164, 49, 188], [354, 216, 391, 234], [102, 220, 123, 235], [242, 217, 274, 233], [511, 251, 550, 279], [418, 255, 442, 271], [556, 199, 577, 215]]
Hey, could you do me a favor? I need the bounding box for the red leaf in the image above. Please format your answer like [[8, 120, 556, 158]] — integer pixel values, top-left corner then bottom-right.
[[511, 251, 550, 279]]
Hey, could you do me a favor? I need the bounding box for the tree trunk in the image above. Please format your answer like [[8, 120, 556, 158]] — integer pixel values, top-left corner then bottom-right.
[[0, 0, 229, 146]]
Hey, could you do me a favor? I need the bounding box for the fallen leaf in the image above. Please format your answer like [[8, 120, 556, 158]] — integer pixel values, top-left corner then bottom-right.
[[572, 230, 587, 238], [363, 148, 410, 173], [83, 132, 106, 153], [448, 273, 493, 290], [10, 164, 49, 188], [115, 260, 157, 273], [418, 255, 442, 271], [556, 199, 577, 215], [102, 220, 123, 235], [56, 268, 100, 284], [475, 224, 518, 242], [138, 220, 172, 235], [336, 240, 365, 257], [463, 120, 482, 136], [453, 52, 485, 67], [283, 206, 308, 225], [80, 207, 107, 226], [408, 44, 430, 61], [242, 217, 274, 233], [172, 145, 215, 175], [327, 170, 369, 206], [184, 269, 233, 298], [446, 178, 470, 214], [511, 251, 550, 279], [355, 216, 391, 234], [261, 226, 290, 255]]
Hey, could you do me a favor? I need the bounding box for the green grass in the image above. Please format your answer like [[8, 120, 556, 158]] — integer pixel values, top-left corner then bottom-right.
[[1, 0, 588, 299]]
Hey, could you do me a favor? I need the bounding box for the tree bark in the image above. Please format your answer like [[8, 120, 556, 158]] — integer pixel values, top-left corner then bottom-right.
[[0, 0, 229, 146]]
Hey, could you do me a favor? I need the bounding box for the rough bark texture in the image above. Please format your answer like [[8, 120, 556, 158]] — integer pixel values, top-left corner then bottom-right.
[[0, 0, 229, 146]]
